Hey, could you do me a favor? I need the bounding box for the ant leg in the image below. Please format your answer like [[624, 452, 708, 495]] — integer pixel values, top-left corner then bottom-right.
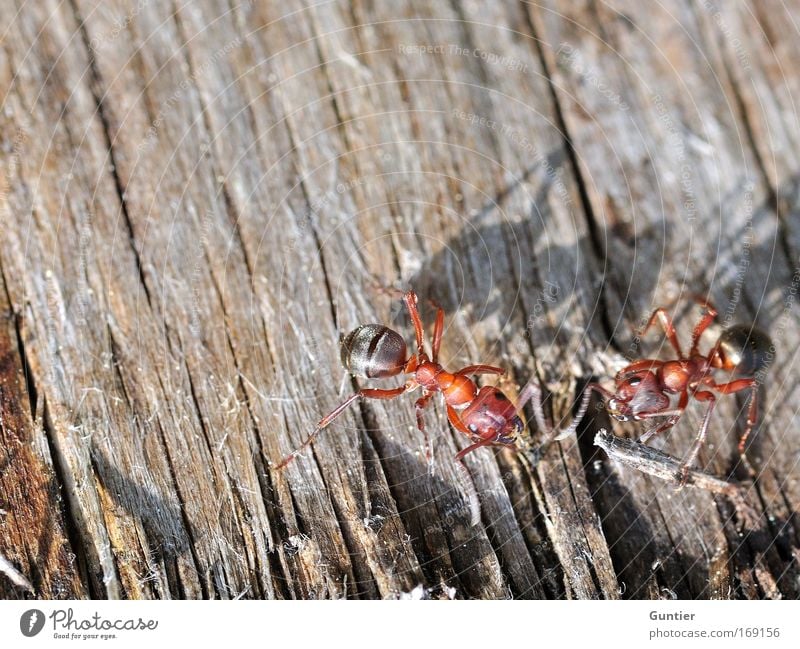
[[692, 296, 719, 311], [585, 381, 616, 401], [678, 390, 717, 485], [516, 379, 550, 437], [707, 377, 755, 394], [689, 302, 718, 356], [274, 386, 408, 469], [550, 382, 611, 442], [462, 433, 527, 527], [552, 387, 593, 441], [615, 359, 664, 380], [446, 404, 473, 439], [516, 379, 593, 442], [639, 391, 689, 443], [368, 283, 406, 300], [444, 406, 487, 525], [457, 364, 505, 376], [415, 392, 435, 475], [431, 305, 445, 363], [455, 436, 498, 461], [583, 381, 621, 415], [403, 290, 426, 356], [738, 384, 759, 476], [641, 308, 683, 357], [706, 377, 758, 475]]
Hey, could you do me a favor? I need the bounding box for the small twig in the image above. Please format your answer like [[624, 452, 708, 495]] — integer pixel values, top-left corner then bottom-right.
[[594, 429, 759, 528], [0, 553, 34, 594], [594, 429, 734, 492]]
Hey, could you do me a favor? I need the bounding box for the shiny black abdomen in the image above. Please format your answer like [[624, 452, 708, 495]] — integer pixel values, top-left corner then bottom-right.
[[340, 325, 408, 378], [717, 325, 773, 376]]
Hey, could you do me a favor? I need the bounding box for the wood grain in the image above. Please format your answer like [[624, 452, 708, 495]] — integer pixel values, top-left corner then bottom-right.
[[0, 0, 798, 599]]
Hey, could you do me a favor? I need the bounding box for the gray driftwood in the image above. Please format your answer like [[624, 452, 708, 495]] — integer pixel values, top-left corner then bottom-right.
[[0, 0, 799, 599]]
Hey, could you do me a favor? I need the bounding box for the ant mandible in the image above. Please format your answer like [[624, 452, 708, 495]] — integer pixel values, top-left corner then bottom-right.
[[586, 300, 771, 483], [273, 290, 589, 477]]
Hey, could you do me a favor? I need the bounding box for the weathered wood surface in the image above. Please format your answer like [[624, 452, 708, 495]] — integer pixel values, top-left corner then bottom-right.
[[1, 0, 799, 599]]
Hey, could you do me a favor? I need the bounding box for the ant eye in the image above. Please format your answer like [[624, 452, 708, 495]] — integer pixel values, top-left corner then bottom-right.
[[468, 424, 478, 433], [626, 376, 642, 386]]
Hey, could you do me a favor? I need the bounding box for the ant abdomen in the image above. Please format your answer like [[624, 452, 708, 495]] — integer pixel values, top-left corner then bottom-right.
[[716, 325, 773, 376], [340, 324, 408, 378]]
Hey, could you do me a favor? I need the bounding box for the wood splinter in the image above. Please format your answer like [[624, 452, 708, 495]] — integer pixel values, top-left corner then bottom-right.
[[0, 553, 35, 594], [593, 429, 759, 529]]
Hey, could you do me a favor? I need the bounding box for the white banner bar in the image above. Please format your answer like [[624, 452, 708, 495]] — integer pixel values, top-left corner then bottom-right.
[[1, 600, 797, 649]]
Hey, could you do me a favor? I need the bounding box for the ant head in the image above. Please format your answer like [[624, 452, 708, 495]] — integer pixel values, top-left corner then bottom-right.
[[503, 414, 525, 443], [608, 370, 668, 422], [462, 386, 522, 443]]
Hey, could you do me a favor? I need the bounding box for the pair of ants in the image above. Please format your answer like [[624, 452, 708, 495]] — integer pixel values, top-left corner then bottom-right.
[[274, 290, 770, 491]]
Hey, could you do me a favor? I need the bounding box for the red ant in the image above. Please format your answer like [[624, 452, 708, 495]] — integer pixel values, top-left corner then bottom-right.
[[273, 290, 588, 487], [586, 300, 771, 483]]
